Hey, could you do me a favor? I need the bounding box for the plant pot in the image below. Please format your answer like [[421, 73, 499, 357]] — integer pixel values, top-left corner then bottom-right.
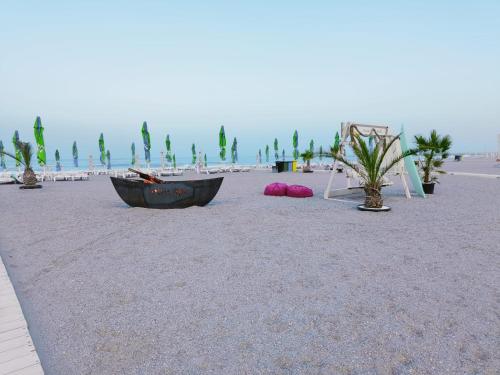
[[422, 182, 435, 194], [357, 204, 391, 212]]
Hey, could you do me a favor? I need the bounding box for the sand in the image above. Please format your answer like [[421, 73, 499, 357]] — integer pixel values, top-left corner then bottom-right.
[[1, 158, 499, 374]]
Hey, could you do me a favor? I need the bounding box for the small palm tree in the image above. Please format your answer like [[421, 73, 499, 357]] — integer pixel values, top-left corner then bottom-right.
[[0, 141, 38, 186], [331, 135, 416, 208], [414, 130, 452, 184], [300, 150, 314, 172]]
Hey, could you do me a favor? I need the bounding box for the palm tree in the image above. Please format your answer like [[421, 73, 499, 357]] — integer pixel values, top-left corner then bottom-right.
[[0, 141, 38, 186], [414, 130, 452, 184], [331, 134, 416, 208], [300, 150, 314, 172]]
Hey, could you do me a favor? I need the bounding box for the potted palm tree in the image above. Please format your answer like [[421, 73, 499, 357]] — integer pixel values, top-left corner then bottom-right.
[[0, 141, 40, 189], [414, 130, 452, 194], [300, 150, 314, 173], [331, 135, 415, 211]]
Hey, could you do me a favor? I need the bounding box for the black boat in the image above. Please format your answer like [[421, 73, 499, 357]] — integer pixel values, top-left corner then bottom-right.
[[110, 176, 223, 209]]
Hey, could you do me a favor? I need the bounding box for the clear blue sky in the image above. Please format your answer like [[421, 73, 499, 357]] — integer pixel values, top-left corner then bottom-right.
[[1, 0, 499, 162]]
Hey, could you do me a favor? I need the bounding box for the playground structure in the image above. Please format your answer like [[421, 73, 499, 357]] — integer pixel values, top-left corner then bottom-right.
[[324, 122, 424, 200]]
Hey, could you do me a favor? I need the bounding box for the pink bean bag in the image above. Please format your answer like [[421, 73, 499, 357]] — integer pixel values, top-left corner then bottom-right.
[[286, 184, 313, 198], [264, 182, 288, 196]]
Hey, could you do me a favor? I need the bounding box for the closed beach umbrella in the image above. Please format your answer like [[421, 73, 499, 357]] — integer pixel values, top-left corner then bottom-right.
[[33, 116, 47, 167], [319, 145, 323, 161], [191, 143, 196, 164], [309, 139, 314, 153], [292, 130, 299, 160], [131, 142, 136, 166], [141, 121, 151, 165], [72, 141, 79, 167], [12, 131, 21, 167], [219, 126, 226, 161], [231, 137, 238, 163], [204, 153, 207, 167], [0, 141, 6, 169], [55, 149, 61, 171], [265, 145, 270, 163], [258, 149, 262, 164], [282, 149, 285, 160], [98, 133, 106, 166], [173, 154, 176, 169], [333, 131, 340, 150], [165, 134, 172, 162], [274, 138, 279, 160], [106, 150, 111, 169]]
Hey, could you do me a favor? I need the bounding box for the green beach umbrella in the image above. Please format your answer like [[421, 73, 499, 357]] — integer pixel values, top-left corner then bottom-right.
[[292, 130, 299, 160], [141, 121, 151, 164], [319, 145, 323, 161], [131, 142, 136, 166], [265, 145, 270, 163], [204, 153, 207, 167], [55, 149, 61, 171], [274, 138, 279, 160], [173, 154, 176, 169], [33, 116, 47, 167], [165, 134, 172, 162], [309, 139, 314, 153], [191, 143, 196, 164], [12, 131, 21, 167], [231, 137, 238, 163], [106, 150, 111, 169], [0, 141, 6, 169], [98, 133, 106, 166], [72, 141, 79, 167], [219, 126, 227, 161]]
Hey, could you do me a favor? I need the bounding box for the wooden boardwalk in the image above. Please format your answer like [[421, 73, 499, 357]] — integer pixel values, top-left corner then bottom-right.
[[0, 258, 44, 375]]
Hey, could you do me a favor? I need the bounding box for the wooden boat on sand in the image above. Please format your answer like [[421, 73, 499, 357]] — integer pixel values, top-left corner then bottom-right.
[[110, 175, 223, 209]]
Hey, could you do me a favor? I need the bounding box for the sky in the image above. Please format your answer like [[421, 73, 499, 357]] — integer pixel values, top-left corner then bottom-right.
[[0, 0, 499, 163]]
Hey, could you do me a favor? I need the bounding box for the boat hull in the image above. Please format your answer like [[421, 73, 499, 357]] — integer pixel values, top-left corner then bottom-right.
[[110, 176, 223, 209]]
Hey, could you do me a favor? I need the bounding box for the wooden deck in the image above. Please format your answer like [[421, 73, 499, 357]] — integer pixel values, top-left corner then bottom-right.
[[0, 258, 44, 375]]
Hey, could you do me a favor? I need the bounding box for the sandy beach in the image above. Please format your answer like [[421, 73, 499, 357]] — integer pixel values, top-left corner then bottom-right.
[[1, 158, 499, 374]]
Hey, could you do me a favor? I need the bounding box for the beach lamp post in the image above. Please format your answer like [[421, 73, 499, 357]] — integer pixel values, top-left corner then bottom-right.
[[292, 130, 299, 160], [98, 133, 106, 166], [88, 155, 94, 172], [219, 126, 226, 162], [72, 141, 79, 168], [160, 151, 165, 169], [141, 121, 151, 168], [33, 117, 46, 169]]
